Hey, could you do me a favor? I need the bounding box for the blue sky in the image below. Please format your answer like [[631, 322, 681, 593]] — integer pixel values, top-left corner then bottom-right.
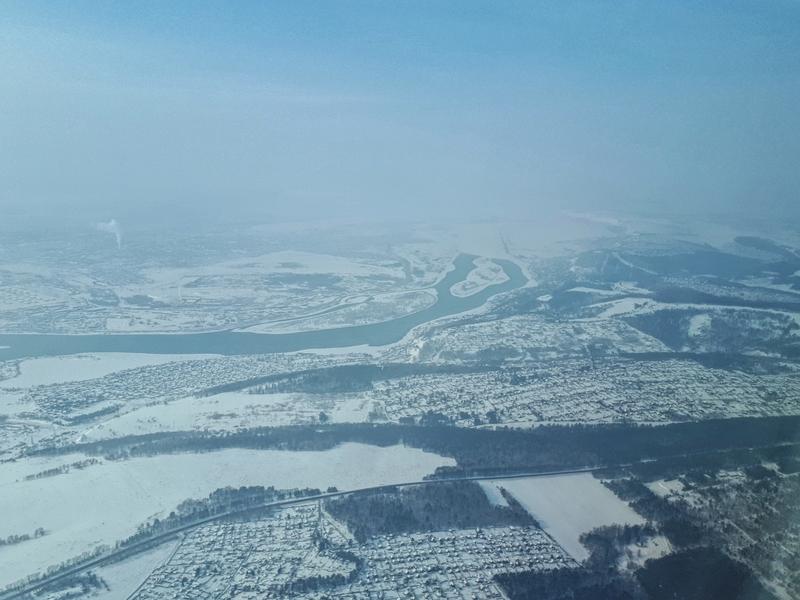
[[2, 1, 799, 222]]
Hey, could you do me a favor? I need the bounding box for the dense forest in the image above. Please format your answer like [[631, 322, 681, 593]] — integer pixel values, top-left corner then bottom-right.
[[196, 363, 488, 396], [636, 548, 775, 600], [324, 481, 533, 541], [41, 416, 800, 479]]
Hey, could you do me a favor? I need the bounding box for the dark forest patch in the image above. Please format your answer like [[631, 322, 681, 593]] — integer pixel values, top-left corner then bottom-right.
[[636, 547, 775, 600], [324, 481, 533, 541]]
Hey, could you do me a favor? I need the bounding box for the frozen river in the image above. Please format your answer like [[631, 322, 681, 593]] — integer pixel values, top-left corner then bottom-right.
[[0, 254, 526, 360]]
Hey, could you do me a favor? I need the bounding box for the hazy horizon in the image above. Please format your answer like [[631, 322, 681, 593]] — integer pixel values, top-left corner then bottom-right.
[[2, 1, 799, 222]]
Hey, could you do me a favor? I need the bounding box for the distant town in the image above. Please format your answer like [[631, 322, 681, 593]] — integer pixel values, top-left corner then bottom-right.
[[2, 215, 799, 600]]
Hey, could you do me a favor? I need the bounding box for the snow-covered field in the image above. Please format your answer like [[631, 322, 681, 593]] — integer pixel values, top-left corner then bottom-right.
[[494, 473, 645, 561], [0, 443, 454, 587], [92, 539, 180, 600], [80, 391, 374, 441]]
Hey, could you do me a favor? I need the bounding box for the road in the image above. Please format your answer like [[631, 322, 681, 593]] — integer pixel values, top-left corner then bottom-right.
[[5, 438, 796, 599], [0, 465, 604, 600]]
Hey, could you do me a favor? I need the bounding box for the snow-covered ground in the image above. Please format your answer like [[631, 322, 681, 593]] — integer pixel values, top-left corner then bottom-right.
[[496, 473, 645, 561], [688, 313, 712, 337], [449, 223, 510, 258], [450, 258, 509, 297], [646, 478, 685, 498], [566, 286, 622, 296], [240, 290, 435, 334], [736, 277, 800, 296], [142, 250, 405, 283], [478, 481, 509, 507], [566, 283, 653, 297], [590, 297, 800, 323], [91, 539, 180, 600], [619, 534, 672, 570], [413, 215, 617, 261], [80, 391, 374, 441], [0, 443, 454, 587], [594, 298, 657, 318], [1, 353, 218, 389]]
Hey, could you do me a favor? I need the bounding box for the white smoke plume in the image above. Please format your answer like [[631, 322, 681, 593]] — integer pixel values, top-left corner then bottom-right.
[[96, 219, 122, 249]]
